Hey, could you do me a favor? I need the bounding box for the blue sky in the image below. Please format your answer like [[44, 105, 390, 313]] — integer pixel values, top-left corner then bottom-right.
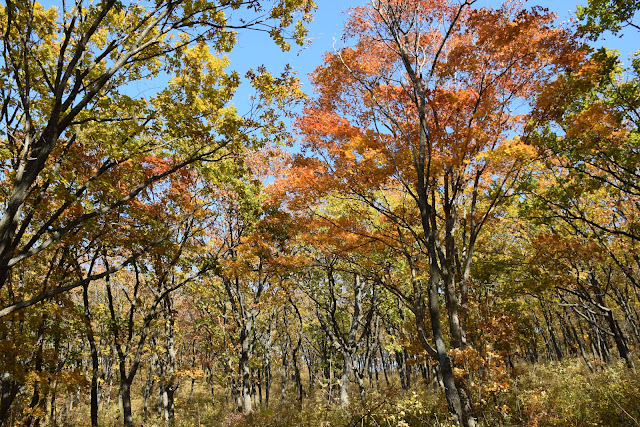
[[228, 0, 638, 113], [39, 0, 636, 127]]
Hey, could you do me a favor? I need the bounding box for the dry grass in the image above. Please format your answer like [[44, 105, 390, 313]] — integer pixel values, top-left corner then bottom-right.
[[53, 359, 640, 426]]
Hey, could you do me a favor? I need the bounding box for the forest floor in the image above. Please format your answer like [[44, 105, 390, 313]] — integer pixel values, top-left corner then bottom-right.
[[65, 358, 640, 426]]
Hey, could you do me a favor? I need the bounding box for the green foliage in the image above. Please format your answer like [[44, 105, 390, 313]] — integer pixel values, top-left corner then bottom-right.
[[1, 1, 639, 427], [577, 0, 640, 39]]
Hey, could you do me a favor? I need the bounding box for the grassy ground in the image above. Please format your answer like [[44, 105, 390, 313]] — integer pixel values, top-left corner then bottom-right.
[[64, 359, 640, 426]]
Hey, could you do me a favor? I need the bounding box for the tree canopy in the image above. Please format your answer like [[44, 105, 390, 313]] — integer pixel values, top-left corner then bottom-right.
[[1, 0, 639, 426]]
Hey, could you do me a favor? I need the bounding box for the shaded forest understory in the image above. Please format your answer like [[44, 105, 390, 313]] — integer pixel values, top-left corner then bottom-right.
[[6, 358, 640, 426], [1, 0, 639, 426]]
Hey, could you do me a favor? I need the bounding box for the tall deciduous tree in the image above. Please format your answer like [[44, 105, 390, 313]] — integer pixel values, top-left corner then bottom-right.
[[522, 0, 640, 371], [0, 0, 315, 317], [291, 1, 581, 424]]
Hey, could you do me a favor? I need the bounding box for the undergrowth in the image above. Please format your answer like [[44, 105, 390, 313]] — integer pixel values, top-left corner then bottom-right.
[[67, 359, 640, 426]]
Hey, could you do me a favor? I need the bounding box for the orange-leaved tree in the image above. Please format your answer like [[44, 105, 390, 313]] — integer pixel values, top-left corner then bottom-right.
[[290, 0, 583, 424]]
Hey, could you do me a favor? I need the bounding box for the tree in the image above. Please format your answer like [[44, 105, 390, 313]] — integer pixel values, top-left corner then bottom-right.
[[291, 1, 581, 424], [577, 0, 640, 38], [0, 1, 315, 423], [522, 0, 640, 372], [0, 0, 315, 317]]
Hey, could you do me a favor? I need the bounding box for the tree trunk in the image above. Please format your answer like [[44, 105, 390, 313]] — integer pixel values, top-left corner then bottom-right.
[[395, 350, 409, 391], [119, 380, 133, 427], [541, 301, 563, 361], [339, 354, 352, 409], [280, 347, 288, 404], [264, 362, 271, 408], [83, 284, 100, 426], [239, 322, 253, 416], [161, 296, 177, 426], [292, 350, 303, 406], [379, 345, 390, 388], [143, 357, 155, 418], [596, 293, 635, 371], [428, 272, 465, 425], [564, 307, 594, 372]]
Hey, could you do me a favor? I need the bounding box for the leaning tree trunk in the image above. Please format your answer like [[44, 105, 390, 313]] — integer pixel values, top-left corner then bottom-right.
[[594, 290, 636, 371]]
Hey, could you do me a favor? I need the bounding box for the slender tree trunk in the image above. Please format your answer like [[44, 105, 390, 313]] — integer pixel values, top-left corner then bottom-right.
[[327, 357, 333, 405], [161, 381, 176, 426], [83, 284, 100, 426], [264, 362, 271, 408], [292, 350, 303, 406], [239, 322, 253, 416], [564, 307, 594, 372], [428, 271, 465, 425], [187, 378, 195, 404], [257, 368, 263, 407], [24, 315, 47, 427], [119, 380, 133, 427], [307, 355, 315, 393], [49, 379, 57, 425], [541, 301, 563, 361], [339, 354, 352, 408], [206, 366, 216, 407], [143, 353, 156, 419], [290, 299, 305, 406], [395, 350, 408, 391], [596, 293, 635, 371], [161, 296, 177, 426], [354, 366, 366, 403], [280, 346, 288, 404], [379, 344, 390, 388]]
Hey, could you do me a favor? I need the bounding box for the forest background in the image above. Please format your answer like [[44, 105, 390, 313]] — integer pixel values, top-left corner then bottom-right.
[[0, 0, 639, 426]]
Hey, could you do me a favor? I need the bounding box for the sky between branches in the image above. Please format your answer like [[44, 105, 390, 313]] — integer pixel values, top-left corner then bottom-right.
[[229, 0, 637, 107]]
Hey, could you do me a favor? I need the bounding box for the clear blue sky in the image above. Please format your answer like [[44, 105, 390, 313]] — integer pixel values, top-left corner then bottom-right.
[[39, 0, 636, 112], [229, 0, 637, 112]]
